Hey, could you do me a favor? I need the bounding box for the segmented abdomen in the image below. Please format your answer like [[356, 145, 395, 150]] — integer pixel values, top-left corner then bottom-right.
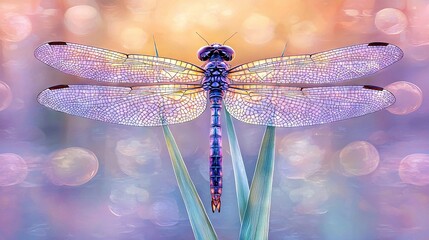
[[209, 89, 223, 212]]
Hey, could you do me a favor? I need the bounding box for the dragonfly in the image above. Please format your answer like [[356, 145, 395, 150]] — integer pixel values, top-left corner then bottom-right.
[[35, 40, 403, 212]]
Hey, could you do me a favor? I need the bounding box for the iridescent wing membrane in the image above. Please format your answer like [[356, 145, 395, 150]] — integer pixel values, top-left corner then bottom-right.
[[38, 84, 206, 126], [225, 85, 394, 127], [228, 42, 403, 84], [35, 42, 205, 83], [225, 43, 403, 126], [37, 42, 402, 127], [36, 42, 207, 126]]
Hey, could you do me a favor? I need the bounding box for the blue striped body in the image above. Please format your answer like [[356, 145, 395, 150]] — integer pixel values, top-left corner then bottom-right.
[[209, 90, 223, 212], [202, 54, 230, 212]]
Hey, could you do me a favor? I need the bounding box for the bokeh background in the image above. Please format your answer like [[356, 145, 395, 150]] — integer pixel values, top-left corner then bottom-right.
[[0, 0, 428, 239]]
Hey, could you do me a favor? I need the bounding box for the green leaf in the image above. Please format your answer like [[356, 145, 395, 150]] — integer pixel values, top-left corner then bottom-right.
[[224, 110, 250, 222], [239, 126, 276, 240], [162, 125, 217, 240]]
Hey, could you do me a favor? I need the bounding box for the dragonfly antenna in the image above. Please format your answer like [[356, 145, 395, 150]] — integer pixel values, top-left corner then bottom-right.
[[222, 32, 238, 45], [153, 35, 159, 57], [281, 41, 288, 57], [196, 32, 210, 45]]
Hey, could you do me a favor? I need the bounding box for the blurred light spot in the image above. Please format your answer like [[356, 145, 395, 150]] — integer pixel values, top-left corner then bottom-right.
[[39, 8, 61, 31], [242, 13, 275, 44], [0, 125, 45, 142], [47, 147, 98, 186], [339, 141, 379, 176], [150, 198, 179, 227], [368, 130, 389, 145], [289, 21, 318, 50], [278, 131, 324, 179], [375, 8, 407, 34], [108, 203, 135, 217], [198, 2, 233, 29], [64, 5, 101, 35], [109, 184, 148, 216], [197, 157, 209, 183], [0, 13, 32, 42], [125, 0, 156, 14], [399, 153, 429, 186], [385, 81, 423, 115], [406, 0, 429, 45], [289, 183, 329, 215], [339, 0, 376, 34], [0, 81, 12, 111], [127, 185, 150, 202], [238, 127, 264, 156], [120, 27, 148, 51], [118, 223, 137, 234], [170, 13, 189, 32], [28, 223, 50, 237], [0, 153, 28, 186], [115, 137, 160, 177], [406, 43, 429, 61]]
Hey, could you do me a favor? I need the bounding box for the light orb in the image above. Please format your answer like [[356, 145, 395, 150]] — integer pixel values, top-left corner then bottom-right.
[[399, 154, 429, 186], [46, 147, 99, 186], [0, 153, 28, 186], [375, 8, 407, 35], [339, 141, 379, 176], [385, 81, 423, 115]]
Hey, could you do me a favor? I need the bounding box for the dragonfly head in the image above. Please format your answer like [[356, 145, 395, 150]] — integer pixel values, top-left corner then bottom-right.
[[197, 44, 235, 62]]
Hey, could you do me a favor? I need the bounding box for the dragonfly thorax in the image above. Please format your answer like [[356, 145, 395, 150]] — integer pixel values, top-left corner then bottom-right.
[[202, 61, 229, 91]]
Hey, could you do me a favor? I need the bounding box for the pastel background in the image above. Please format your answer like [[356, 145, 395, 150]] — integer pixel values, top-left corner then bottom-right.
[[0, 0, 428, 239]]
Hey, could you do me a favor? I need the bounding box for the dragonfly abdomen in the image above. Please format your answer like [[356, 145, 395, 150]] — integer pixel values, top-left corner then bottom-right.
[[209, 89, 223, 213]]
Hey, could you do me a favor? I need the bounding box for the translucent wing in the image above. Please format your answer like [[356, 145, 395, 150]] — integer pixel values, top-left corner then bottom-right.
[[228, 43, 403, 84], [35, 42, 205, 83], [224, 84, 394, 127], [38, 84, 207, 126]]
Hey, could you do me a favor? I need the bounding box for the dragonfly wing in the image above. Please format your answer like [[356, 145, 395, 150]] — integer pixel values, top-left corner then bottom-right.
[[38, 84, 207, 126], [228, 42, 403, 84], [224, 84, 394, 127], [35, 42, 205, 83]]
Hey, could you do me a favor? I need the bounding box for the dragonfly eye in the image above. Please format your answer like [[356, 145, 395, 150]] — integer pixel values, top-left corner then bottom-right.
[[219, 46, 235, 61], [197, 46, 213, 61]]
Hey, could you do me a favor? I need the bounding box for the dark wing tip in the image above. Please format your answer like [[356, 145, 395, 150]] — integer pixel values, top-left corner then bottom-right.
[[368, 42, 389, 47], [363, 85, 384, 91], [48, 84, 69, 90], [48, 41, 68, 45]]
